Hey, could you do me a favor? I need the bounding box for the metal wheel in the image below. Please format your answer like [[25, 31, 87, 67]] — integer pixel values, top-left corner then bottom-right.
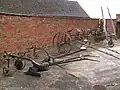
[[14, 59, 26, 70], [53, 31, 72, 54], [108, 40, 114, 47]]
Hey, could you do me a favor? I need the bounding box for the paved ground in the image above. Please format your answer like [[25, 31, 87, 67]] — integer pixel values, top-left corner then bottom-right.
[[0, 64, 94, 90], [1, 40, 120, 90], [64, 40, 120, 90]]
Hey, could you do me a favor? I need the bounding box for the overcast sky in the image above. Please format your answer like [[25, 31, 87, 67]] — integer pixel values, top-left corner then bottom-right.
[[69, 0, 120, 19]]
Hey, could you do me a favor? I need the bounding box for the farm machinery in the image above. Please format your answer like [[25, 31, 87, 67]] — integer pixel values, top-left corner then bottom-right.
[[2, 46, 99, 77]]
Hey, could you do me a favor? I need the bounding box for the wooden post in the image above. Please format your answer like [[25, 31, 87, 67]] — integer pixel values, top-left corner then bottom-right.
[[107, 7, 117, 39], [101, 7, 108, 37]]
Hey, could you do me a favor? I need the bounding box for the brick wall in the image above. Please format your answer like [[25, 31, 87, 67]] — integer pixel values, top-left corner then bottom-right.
[[106, 19, 117, 34], [0, 14, 98, 52]]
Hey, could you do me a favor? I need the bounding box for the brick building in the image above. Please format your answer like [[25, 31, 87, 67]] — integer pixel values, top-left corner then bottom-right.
[[0, 0, 99, 52]]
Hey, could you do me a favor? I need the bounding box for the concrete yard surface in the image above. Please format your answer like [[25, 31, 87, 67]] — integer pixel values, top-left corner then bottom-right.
[[65, 40, 120, 90]]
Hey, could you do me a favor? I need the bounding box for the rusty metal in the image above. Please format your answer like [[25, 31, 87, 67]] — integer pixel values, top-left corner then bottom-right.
[[3, 58, 10, 76], [88, 23, 115, 47], [25, 55, 99, 77], [53, 48, 86, 59], [4, 51, 99, 67], [52, 29, 90, 54], [24, 45, 50, 60], [88, 27, 106, 43], [53, 19, 113, 55], [52, 31, 72, 54], [3, 51, 26, 72], [107, 34, 114, 47], [2, 46, 99, 77], [52, 25, 107, 55], [47, 56, 99, 67], [2, 46, 52, 74]]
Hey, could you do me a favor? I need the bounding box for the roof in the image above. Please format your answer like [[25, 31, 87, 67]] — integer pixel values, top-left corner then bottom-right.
[[0, 0, 89, 18]]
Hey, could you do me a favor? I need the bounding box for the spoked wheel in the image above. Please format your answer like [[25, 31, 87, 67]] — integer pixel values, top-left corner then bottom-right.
[[108, 40, 114, 47], [58, 43, 72, 54], [57, 33, 72, 54], [53, 31, 72, 54], [52, 32, 62, 47]]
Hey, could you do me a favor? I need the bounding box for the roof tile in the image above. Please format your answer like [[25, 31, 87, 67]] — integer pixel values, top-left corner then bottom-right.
[[0, 0, 89, 17]]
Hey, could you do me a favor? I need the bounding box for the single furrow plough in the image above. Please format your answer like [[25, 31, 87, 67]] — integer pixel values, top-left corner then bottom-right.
[[2, 46, 99, 77], [2, 40, 120, 77]]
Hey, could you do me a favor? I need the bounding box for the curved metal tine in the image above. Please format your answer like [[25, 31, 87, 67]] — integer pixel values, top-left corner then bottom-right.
[[32, 47, 52, 63], [24, 46, 36, 58], [36, 47, 50, 57], [53, 31, 64, 48], [52, 32, 61, 47], [65, 32, 72, 41]]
